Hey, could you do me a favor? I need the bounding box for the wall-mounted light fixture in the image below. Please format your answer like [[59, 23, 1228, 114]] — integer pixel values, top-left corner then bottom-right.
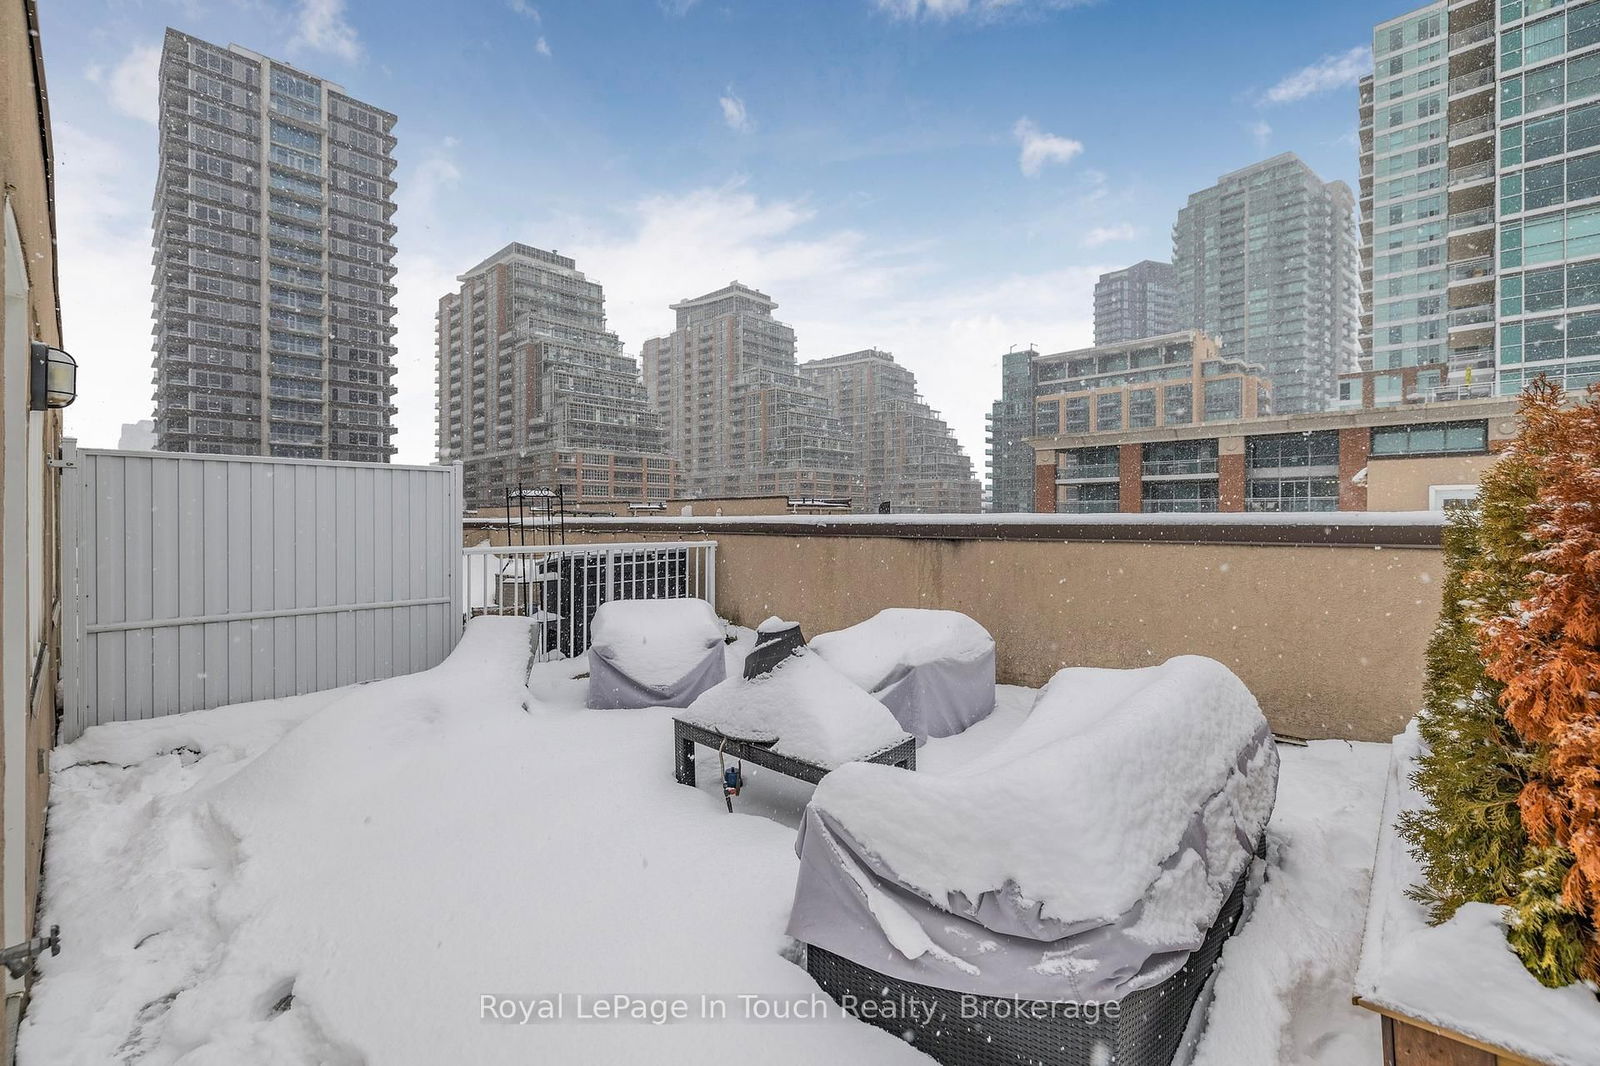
[[29, 341, 77, 410]]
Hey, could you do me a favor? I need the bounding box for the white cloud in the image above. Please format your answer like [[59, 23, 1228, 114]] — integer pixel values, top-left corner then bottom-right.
[[1262, 46, 1372, 105], [290, 0, 362, 63], [661, 0, 702, 14], [507, 0, 541, 20], [386, 140, 472, 462], [1013, 118, 1082, 177], [87, 43, 161, 125], [536, 36, 552, 57], [1248, 119, 1272, 150], [719, 89, 752, 133], [874, 0, 1091, 21], [559, 181, 1096, 475], [1081, 223, 1138, 248], [52, 126, 163, 448]]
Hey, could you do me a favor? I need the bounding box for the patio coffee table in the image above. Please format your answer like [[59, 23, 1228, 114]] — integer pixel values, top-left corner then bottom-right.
[[672, 718, 916, 789]]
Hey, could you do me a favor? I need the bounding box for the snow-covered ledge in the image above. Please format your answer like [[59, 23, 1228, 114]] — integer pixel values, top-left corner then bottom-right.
[[1354, 726, 1600, 1066], [465, 510, 1449, 547]]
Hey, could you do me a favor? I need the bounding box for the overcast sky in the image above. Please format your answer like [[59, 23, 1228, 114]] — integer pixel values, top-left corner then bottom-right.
[[40, 0, 1401, 469]]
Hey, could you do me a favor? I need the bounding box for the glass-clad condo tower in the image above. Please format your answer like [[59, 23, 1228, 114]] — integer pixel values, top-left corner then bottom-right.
[[1360, 0, 1600, 404], [1495, 0, 1600, 395]]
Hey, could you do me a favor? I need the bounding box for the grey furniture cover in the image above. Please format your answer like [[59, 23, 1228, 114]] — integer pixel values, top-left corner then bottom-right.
[[586, 598, 727, 709], [809, 609, 996, 742], [786, 655, 1279, 1002]]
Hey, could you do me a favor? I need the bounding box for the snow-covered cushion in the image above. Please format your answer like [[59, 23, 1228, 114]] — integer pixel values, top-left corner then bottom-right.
[[678, 649, 910, 768], [586, 599, 726, 709], [809, 609, 996, 741], [787, 655, 1278, 1002]]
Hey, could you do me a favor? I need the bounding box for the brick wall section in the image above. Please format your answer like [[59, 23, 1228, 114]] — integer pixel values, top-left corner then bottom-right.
[[1118, 443, 1143, 513], [1033, 458, 1056, 512], [1218, 451, 1246, 512], [1340, 426, 1371, 511]]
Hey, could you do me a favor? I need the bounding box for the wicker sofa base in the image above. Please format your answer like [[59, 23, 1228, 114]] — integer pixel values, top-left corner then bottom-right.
[[805, 845, 1258, 1066], [673, 718, 915, 789]]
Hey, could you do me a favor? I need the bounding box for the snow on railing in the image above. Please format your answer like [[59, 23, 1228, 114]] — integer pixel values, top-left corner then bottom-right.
[[461, 540, 717, 662]]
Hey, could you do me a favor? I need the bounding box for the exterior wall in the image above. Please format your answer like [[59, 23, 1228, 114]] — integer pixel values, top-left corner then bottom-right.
[[466, 518, 1446, 742], [59, 447, 463, 743], [1117, 443, 1142, 513], [1218, 438, 1246, 511], [1031, 331, 1272, 436], [1340, 426, 1372, 510], [1032, 455, 1054, 512], [672, 495, 837, 516], [0, 0, 63, 1050], [1034, 397, 1518, 514], [1366, 452, 1496, 510]]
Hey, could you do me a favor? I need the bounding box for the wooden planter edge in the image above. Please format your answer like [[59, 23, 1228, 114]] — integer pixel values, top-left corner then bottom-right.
[[1354, 995, 1548, 1066]]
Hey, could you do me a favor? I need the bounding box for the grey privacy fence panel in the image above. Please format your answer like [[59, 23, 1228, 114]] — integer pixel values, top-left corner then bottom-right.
[[58, 443, 463, 742]]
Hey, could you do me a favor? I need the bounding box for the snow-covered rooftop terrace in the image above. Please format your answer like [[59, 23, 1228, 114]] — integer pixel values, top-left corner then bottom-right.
[[20, 617, 1392, 1065]]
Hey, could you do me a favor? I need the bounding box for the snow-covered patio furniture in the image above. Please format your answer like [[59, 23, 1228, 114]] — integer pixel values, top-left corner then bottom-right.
[[586, 598, 726, 709], [809, 608, 996, 742], [788, 655, 1279, 1066], [674, 648, 916, 792]]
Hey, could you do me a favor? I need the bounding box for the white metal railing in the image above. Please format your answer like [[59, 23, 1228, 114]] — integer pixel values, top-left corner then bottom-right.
[[462, 540, 717, 662]]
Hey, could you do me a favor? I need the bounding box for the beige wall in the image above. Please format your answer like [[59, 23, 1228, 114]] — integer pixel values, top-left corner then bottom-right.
[[1, 0, 64, 1051], [671, 495, 793, 516], [1365, 454, 1495, 511], [471, 522, 1441, 742]]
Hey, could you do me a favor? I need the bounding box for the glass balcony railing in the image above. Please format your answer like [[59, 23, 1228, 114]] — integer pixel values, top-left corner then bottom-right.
[[1448, 22, 1492, 50], [1448, 160, 1494, 187], [1448, 67, 1493, 95], [1450, 206, 1494, 231], [1448, 114, 1492, 140], [1059, 463, 1120, 481], [1448, 305, 1494, 327], [1448, 256, 1494, 281], [1142, 458, 1219, 477]]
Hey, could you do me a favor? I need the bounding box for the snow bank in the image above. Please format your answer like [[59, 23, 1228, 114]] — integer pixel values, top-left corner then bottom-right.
[[678, 649, 910, 767], [23, 628, 1398, 1066], [22, 616, 926, 1066], [1354, 725, 1600, 1066], [810, 609, 996, 741], [1191, 739, 1391, 1066], [807, 656, 1277, 928]]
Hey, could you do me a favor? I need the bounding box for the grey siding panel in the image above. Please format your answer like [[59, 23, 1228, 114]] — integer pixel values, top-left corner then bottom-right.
[[59, 448, 462, 742]]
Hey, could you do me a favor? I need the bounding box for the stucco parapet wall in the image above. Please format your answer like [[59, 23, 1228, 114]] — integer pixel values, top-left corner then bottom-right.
[[1026, 397, 1522, 453], [462, 511, 1446, 548]]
